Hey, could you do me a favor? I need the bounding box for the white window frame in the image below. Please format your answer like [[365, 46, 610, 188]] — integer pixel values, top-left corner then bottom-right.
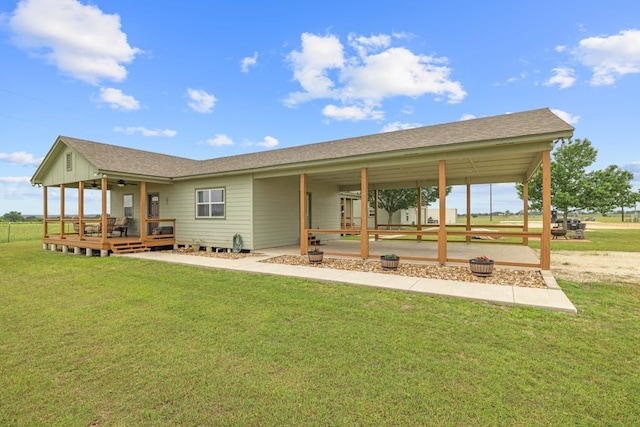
[[195, 188, 225, 218]]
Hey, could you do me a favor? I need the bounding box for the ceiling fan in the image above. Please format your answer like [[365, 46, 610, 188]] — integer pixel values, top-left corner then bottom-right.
[[116, 179, 138, 187]]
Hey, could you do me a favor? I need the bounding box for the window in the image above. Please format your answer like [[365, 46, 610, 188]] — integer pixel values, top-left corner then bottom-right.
[[123, 194, 133, 218], [196, 188, 225, 218], [65, 152, 73, 171]]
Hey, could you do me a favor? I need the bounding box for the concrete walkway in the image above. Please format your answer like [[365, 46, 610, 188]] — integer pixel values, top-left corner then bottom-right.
[[122, 251, 577, 314]]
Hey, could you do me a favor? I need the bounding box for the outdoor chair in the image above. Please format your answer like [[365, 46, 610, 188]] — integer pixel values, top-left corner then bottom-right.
[[84, 217, 117, 236], [113, 216, 129, 236], [572, 223, 586, 239]]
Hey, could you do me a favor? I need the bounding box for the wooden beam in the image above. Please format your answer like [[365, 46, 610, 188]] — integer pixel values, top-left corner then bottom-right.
[[43, 186, 48, 238], [416, 186, 422, 242], [299, 174, 308, 254], [540, 151, 552, 269], [465, 182, 471, 243], [374, 189, 379, 242], [438, 160, 447, 265], [360, 168, 369, 258], [78, 181, 85, 240], [140, 181, 147, 238], [59, 184, 65, 238], [522, 181, 529, 246], [101, 177, 108, 244]]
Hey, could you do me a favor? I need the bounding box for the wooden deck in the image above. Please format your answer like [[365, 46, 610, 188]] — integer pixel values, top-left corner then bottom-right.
[[42, 233, 175, 256]]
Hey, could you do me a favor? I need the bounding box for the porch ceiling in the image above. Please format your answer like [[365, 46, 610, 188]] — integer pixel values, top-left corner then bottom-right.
[[308, 141, 548, 191]]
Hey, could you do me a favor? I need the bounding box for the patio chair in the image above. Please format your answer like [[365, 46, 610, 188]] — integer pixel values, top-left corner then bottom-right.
[[113, 216, 129, 236], [572, 223, 586, 239]]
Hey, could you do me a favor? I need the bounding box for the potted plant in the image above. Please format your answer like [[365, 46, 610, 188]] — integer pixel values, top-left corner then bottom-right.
[[380, 253, 400, 270], [469, 255, 494, 277], [307, 246, 324, 263]]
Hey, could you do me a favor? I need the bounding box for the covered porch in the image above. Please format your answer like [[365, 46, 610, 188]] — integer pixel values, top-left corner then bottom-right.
[[40, 177, 176, 257], [296, 109, 571, 270]]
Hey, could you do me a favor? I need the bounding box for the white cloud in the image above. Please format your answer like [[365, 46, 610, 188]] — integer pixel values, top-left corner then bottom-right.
[[551, 109, 580, 125], [0, 151, 43, 166], [240, 52, 258, 73], [8, 0, 141, 84], [572, 29, 640, 85], [347, 33, 392, 57], [544, 67, 576, 89], [285, 32, 466, 121], [256, 136, 279, 148], [285, 33, 345, 105], [322, 103, 384, 121], [114, 126, 176, 137], [0, 176, 32, 183], [401, 105, 414, 115], [187, 88, 216, 113], [381, 121, 422, 132], [460, 114, 476, 121], [624, 162, 640, 182], [206, 134, 233, 147], [97, 87, 140, 110]]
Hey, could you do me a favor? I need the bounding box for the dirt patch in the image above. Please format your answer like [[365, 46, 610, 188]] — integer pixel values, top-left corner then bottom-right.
[[545, 250, 640, 284]]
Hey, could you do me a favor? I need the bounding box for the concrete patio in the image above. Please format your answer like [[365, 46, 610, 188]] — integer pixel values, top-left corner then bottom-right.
[[122, 240, 577, 313]]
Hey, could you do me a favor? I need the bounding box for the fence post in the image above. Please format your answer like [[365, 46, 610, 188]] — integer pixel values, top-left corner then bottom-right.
[[7, 222, 10, 243]]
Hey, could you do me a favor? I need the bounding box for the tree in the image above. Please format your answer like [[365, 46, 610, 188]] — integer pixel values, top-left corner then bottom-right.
[[371, 186, 452, 228], [582, 165, 637, 219], [516, 138, 597, 228], [2, 211, 24, 222]]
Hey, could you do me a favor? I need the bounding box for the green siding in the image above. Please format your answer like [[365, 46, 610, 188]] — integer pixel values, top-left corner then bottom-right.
[[252, 176, 300, 249], [157, 176, 253, 250], [42, 147, 97, 187], [252, 176, 341, 249]]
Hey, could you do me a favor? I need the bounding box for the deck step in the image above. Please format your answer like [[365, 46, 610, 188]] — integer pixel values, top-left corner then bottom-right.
[[111, 241, 150, 254]]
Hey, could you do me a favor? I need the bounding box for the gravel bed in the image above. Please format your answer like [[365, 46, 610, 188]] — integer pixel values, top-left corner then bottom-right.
[[168, 249, 260, 260], [167, 249, 546, 288], [262, 255, 547, 288]]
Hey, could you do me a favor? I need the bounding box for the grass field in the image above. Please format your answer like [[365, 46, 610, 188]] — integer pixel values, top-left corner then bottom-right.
[[1, 227, 639, 425]]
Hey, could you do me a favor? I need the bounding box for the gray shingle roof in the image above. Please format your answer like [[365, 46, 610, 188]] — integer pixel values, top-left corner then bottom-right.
[[56, 108, 573, 180], [60, 136, 199, 178]]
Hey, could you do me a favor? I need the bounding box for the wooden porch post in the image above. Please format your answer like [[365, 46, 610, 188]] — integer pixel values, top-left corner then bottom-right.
[[59, 184, 65, 238], [43, 186, 48, 238], [78, 181, 85, 240], [373, 189, 379, 242], [416, 186, 422, 242], [465, 182, 471, 243], [100, 177, 108, 244], [522, 181, 529, 246], [437, 160, 447, 265], [360, 168, 369, 259], [140, 181, 147, 239], [540, 151, 552, 269], [299, 174, 308, 254]]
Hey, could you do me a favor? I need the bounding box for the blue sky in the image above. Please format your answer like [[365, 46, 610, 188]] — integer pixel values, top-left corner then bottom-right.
[[1, 0, 639, 216]]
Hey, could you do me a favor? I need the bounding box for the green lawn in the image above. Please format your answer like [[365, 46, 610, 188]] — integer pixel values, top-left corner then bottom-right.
[[1, 239, 639, 425]]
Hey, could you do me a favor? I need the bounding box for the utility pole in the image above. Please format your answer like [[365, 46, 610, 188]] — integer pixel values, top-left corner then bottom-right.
[[489, 184, 493, 222]]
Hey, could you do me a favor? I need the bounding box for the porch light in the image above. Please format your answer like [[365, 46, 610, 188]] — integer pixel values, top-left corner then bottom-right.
[[117, 180, 125, 187]]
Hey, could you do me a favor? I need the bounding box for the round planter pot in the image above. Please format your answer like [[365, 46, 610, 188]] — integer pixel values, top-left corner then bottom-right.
[[307, 251, 324, 263], [469, 259, 494, 277], [380, 256, 400, 270]]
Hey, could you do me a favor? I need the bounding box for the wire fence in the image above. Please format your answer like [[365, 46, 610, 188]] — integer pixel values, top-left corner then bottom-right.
[[0, 222, 44, 243]]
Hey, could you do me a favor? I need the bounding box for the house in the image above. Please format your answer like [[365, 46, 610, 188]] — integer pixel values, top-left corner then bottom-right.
[[31, 108, 573, 268]]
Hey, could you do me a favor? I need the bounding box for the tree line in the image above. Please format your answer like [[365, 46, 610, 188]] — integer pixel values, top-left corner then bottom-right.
[[516, 138, 639, 225]]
